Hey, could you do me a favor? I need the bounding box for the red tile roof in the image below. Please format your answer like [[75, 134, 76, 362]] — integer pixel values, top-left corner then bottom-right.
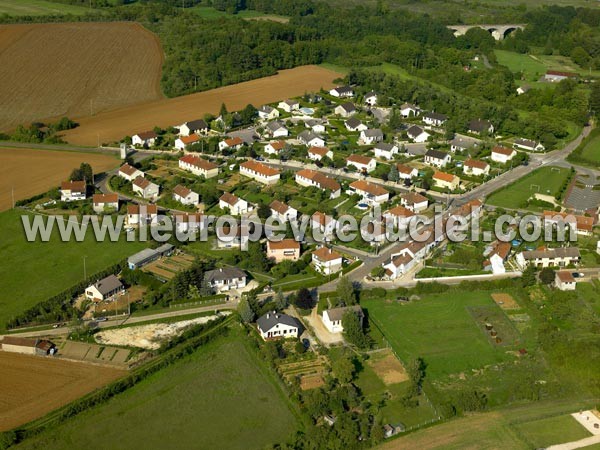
[[60, 180, 85, 192], [296, 169, 340, 192], [179, 155, 218, 170], [492, 146, 515, 156], [433, 171, 457, 183], [350, 180, 388, 196], [240, 160, 280, 177], [313, 247, 342, 262], [268, 239, 300, 250], [93, 193, 118, 204], [347, 154, 374, 165]]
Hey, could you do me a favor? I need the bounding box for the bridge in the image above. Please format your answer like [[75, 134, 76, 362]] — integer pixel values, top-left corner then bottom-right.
[[447, 24, 526, 41]]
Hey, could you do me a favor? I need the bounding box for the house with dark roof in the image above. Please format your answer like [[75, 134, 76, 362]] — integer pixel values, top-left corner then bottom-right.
[[298, 130, 325, 148], [516, 247, 581, 269], [329, 86, 354, 98], [424, 150, 451, 168], [407, 125, 430, 143], [178, 119, 208, 136], [513, 138, 544, 152], [467, 119, 494, 135], [1, 337, 56, 356], [345, 117, 367, 132], [132, 131, 157, 147], [364, 91, 378, 106], [374, 142, 399, 160], [256, 312, 300, 340], [423, 112, 448, 127], [360, 128, 384, 145], [85, 274, 124, 302], [322, 305, 364, 333], [334, 102, 357, 118], [204, 267, 247, 292], [265, 121, 289, 138], [258, 105, 279, 120]]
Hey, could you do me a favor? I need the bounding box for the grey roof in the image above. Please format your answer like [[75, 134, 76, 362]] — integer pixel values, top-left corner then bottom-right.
[[407, 125, 424, 137], [260, 105, 275, 113], [256, 312, 299, 332], [267, 121, 286, 132], [468, 119, 492, 132], [425, 149, 449, 160], [522, 247, 581, 260], [375, 142, 396, 151], [185, 119, 208, 131], [298, 130, 321, 142], [365, 90, 377, 98], [325, 305, 364, 322], [333, 86, 353, 94], [205, 267, 247, 283], [91, 274, 123, 296], [345, 117, 362, 129], [514, 138, 538, 148], [450, 136, 479, 149], [363, 128, 383, 138], [128, 248, 159, 266], [338, 102, 356, 112], [424, 112, 448, 121], [155, 243, 174, 254]]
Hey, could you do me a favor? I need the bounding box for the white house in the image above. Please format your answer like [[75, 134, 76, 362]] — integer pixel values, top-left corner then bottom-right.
[[173, 213, 205, 234], [346, 154, 376, 173], [516, 247, 581, 269], [555, 270, 577, 291], [240, 160, 280, 185], [219, 192, 249, 214], [345, 117, 367, 132], [178, 119, 208, 136], [118, 163, 144, 182], [491, 146, 517, 164], [60, 180, 86, 202], [308, 146, 333, 161], [264, 140, 286, 156], [433, 171, 460, 191], [85, 274, 124, 302], [400, 192, 428, 212], [467, 119, 494, 135], [298, 131, 325, 148], [92, 193, 118, 213], [449, 136, 480, 153], [334, 102, 356, 118], [396, 163, 418, 180], [312, 247, 343, 275], [407, 125, 430, 143], [516, 84, 531, 95], [179, 155, 219, 178], [174, 133, 201, 150], [295, 169, 341, 198], [424, 150, 451, 168], [204, 267, 247, 292], [349, 180, 389, 205], [364, 91, 378, 106], [256, 312, 299, 340], [423, 112, 448, 127], [270, 200, 298, 222], [132, 131, 157, 147], [218, 137, 244, 152], [513, 138, 545, 152], [360, 129, 384, 145], [399, 103, 420, 118], [126, 204, 158, 227], [312, 211, 338, 237], [266, 121, 289, 138], [329, 86, 354, 98], [258, 105, 279, 120], [305, 119, 326, 134], [267, 239, 301, 263], [132, 176, 159, 200], [278, 99, 300, 113], [463, 158, 490, 176], [322, 305, 364, 333], [374, 143, 399, 160], [485, 241, 511, 275], [384, 205, 415, 229], [172, 184, 199, 206]]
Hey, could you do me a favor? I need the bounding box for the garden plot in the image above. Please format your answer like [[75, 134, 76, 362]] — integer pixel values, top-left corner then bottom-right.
[[278, 355, 328, 390], [366, 349, 408, 385], [143, 254, 195, 280]]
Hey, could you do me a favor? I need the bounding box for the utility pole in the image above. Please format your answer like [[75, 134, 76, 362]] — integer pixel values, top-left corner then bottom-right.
[[83, 256, 87, 280]]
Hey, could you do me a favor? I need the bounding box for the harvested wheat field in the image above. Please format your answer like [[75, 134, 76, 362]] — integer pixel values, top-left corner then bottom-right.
[[0, 351, 125, 431], [0, 147, 119, 211], [62, 65, 344, 146], [0, 22, 163, 131]]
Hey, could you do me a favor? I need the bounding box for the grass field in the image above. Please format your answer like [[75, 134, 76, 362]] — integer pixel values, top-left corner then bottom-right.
[[0, 209, 147, 330], [578, 130, 600, 164], [17, 332, 299, 450], [0, 0, 94, 16], [486, 166, 571, 210], [514, 414, 591, 448], [495, 50, 548, 82], [189, 6, 289, 22]]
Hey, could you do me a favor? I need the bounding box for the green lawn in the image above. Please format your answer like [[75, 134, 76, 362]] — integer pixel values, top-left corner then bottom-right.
[[17, 332, 299, 450], [579, 131, 600, 164], [486, 166, 571, 210], [495, 50, 548, 82], [0, 209, 146, 330], [0, 0, 95, 16], [188, 6, 288, 22], [514, 414, 591, 448]]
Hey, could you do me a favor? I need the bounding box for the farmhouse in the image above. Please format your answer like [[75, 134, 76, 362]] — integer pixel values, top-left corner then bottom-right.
[[349, 180, 390, 205], [240, 160, 281, 185], [308, 146, 333, 161], [400, 192, 428, 212], [516, 247, 581, 269], [258, 105, 279, 120], [219, 192, 249, 214], [347, 154, 376, 173], [433, 171, 460, 190], [513, 138, 545, 152], [400, 103, 421, 118], [312, 247, 343, 275], [85, 274, 124, 302], [396, 163, 418, 180], [424, 150, 451, 168], [132, 130, 157, 147], [132, 176, 159, 200], [204, 267, 247, 292], [295, 169, 341, 198], [298, 131, 325, 148], [266, 121, 289, 138], [360, 128, 384, 145], [218, 137, 244, 151], [278, 99, 300, 113], [449, 136, 480, 152], [322, 305, 364, 334], [345, 117, 367, 132], [270, 200, 298, 222], [555, 270, 577, 291], [384, 205, 415, 229], [329, 86, 354, 97], [491, 146, 517, 163], [178, 155, 219, 178], [172, 184, 199, 206], [423, 112, 448, 127], [467, 119, 494, 135], [178, 119, 208, 136], [93, 193, 118, 213], [173, 213, 205, 234], [374, 143, 399, 160], [60, 180, 86, 202], [1, 337, 56, 356], [264, 140, 286, 156], [118, 163, 144, 181], [174, 133, 201, 150], [256, 312, 300, 340], [312, 211, 338, 237], [463, 158, 490, 176], [544, 70, 577, 82], [364, 91, 378, 106], [126, 204, 158, 226], [267, 239, 301, 263], [334, 102, 357, 118], [407, 125, 430, 143]]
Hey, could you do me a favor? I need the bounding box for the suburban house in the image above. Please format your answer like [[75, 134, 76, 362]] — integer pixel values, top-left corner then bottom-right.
[[126, 244, 174, 270], [132, 130, 157, 147], [346, 154, 376, 173], [334, 102, 357, 118], [400, 192, 428, 212], [360, 128, 384, 145], [174, 133, 201, 150], [543, 210, 595, 236], [399, 103, 421, 118], [132, 176, 159, 200], [270, 200, 298, 222], [544, 70, 577, 82], [312, 211, 338, 237], [267, 239, 301, 263], [1, 337, 56, 356], [312, 247, 343, 275], [179, 155, 219, 178], [172, 184, 199, 206], [423, 112, 448, 127], [361, 220, 387, 244], [433, 171, 460, 191], [308, 146, 333, 161], [178, 119, 208, 136], [513, 138, 545, 152], [485, 241, 511, 275], [424, 149, 451, 168], [329, 86, 354, 97], [407, 125, 430, 143], [216, 224, 249, 249], [218, 137, 244, 152], [396, 163, 418, 180], [278, 99, 300, 113], [240, 160, 281, 185], [264, 140, 286, 156], [383, 233, 440, 279], [258, 105, 279, 120], [85, 274, 124, 302], [349, 180, 390, 205], [364, 91, 378, 106], [60, 180, 86, 202], [306, 119, 326, 133], [298, 130, 325, 148], [491, 146, 517, 163], [555, 271, 577, 291], [92, 193, 118, 213], [204, 267, 247, 292], [322, 305, 364, 333], [463, 158, 490, 176], [266, 121, 288, 138], [449, 136, 480, 152], [173, 213, 205, 234], [295, 169, 341, 198], [126, 204, 158, 226], [256, 312, 300, 340], [374, 143, 399, 160], [345, 117, 367, 132], [384, 205, 415, 229], [118, 163, 144, 181], [516, 247, 581, 269], [467, 119, 494, 135], [219, 192, 249, 214]]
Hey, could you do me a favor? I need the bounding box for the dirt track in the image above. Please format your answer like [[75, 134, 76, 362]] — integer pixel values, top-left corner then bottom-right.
[[62, 65, 343, 146], [0, 22, 164, 131], [0, 351, 125, 431]]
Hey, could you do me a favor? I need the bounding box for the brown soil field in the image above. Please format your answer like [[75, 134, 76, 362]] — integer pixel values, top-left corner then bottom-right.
[[491, 293, 520, 310], [62, 65, 343, 146], [0, 22, 163, 131], [367, 349, 408, 385], [0, 147, 120, 211], [0, 351, 125, 431]]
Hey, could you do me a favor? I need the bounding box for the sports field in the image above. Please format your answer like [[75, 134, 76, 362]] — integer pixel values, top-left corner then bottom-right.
[[0, 0, 94, 16], [0, 209, 146, 330], [486, 166, 571, 210], [61, 65, 343, 146], [17, 333, 299, 450]]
